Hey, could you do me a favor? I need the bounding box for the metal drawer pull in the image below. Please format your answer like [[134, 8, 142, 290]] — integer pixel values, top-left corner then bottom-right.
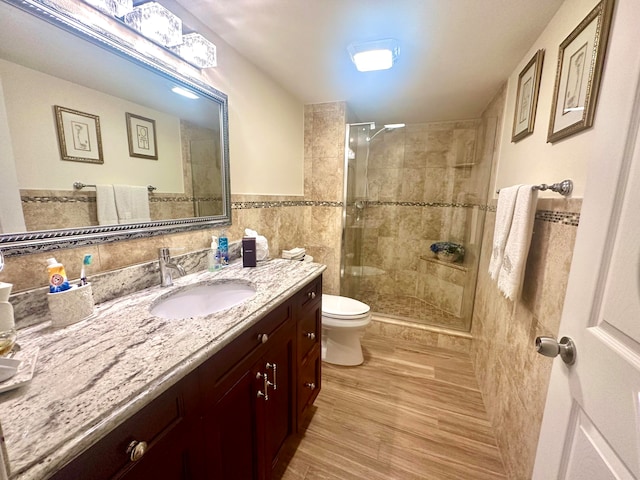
[[266, 362, 277, 390], [304, 382, 316, 390], [307, 291, 316, 300], [256, 371, 269, 400], [258, 333, 269, 344], [304, 332, 316, 340], [127, 440, 148, 462]]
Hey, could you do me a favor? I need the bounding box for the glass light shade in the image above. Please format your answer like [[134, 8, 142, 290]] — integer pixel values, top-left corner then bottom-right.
[[123, 2, 182, 47], [83, 0, 133, 17], [171, 33, 217, 68], [347, 39, 399, 72]]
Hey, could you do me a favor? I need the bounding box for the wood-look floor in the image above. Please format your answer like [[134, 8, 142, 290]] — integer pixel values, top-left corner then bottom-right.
[[275, 331, 507, 480]]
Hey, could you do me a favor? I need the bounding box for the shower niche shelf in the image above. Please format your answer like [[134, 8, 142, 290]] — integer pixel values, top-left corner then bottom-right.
[[420, 255, 467, 271]]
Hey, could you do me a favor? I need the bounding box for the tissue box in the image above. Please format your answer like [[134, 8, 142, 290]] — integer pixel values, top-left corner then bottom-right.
[[47, 283, 95, 328]]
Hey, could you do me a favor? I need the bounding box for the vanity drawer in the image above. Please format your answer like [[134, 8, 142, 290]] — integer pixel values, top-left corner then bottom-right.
[[51, 372, 200, 480], [297, 344, 321, 424], [298, 297, 321, 360], [200, 302, 291, 388], [296, 276, 322, 309]]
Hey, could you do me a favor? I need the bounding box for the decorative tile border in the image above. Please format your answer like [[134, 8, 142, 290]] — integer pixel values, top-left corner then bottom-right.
[[231, 200, 581, 227], [232, 200, 342, 209], [535, 210, 580, 226], [21, 195, 221, 204]]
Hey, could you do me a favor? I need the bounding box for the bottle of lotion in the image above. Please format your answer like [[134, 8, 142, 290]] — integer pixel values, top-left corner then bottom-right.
[[47, 258, 71, 293]]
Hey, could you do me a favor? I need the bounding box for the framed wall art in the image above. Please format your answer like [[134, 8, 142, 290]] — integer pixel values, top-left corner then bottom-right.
[[512, 49, 545, 142], [126, 113, 158, 160], [54, 105, 103, 164], [547, 0, 615, 143]]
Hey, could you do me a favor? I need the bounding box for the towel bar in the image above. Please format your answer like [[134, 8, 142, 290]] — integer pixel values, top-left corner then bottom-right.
[[74, 182, 157, 192], [496, 179, 572, 196]]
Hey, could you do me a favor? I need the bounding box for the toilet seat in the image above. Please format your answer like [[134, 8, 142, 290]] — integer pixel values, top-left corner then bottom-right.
[[322, 294, 370, 320]]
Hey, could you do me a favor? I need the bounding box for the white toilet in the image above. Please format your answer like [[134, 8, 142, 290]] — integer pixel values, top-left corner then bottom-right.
[[321, 294, 371, 366]]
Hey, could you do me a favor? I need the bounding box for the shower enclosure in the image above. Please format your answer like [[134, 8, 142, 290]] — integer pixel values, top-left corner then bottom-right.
[[340, 119, 496, 331]]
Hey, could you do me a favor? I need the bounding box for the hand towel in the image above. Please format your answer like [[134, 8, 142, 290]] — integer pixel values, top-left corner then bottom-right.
[[96, 184, 118, 226], [113, 185, 150, 224], [497, 185, 538, 300], [488, 185, 520, 280]]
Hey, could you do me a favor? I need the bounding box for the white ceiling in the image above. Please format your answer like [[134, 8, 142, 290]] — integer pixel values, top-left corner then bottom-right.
[[172, 0, 565, 125]]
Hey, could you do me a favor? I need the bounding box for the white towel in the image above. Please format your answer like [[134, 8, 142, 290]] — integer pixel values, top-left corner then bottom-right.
[[113, 185, 150, 224], [488, 185, 520, 280], [96, 184, 118, 226], [497, 185, 538, 300]]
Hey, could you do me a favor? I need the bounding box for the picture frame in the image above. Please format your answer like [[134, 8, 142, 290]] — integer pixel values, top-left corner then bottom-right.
[[126, 113, 158, 160], [54, 106, 103, 164], [547, 0, 615, 143], [512, 49, 545, 142]]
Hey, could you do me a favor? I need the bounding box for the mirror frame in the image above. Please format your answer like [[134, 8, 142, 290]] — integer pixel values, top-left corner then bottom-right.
[[0, 0, 231, 257]]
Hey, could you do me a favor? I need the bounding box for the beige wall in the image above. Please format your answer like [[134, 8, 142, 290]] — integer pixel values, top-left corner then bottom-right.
[[473, 0, 640, 477]]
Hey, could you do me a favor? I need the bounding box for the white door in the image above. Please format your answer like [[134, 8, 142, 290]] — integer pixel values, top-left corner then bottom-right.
[[532, 64, 640, 480]]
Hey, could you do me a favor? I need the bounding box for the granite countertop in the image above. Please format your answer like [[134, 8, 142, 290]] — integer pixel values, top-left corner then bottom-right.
[[0, 259, 325, 480]]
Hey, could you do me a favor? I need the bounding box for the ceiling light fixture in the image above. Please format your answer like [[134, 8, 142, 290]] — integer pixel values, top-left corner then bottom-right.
[[171, 86, 199, 99], [347, 39, 399, 72]]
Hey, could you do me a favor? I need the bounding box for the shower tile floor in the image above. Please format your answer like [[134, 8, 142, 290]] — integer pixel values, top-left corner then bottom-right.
[[357, 292, 467, 331]]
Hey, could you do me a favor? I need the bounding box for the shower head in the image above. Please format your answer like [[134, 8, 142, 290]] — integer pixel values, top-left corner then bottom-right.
[[367, 123, 405, 141]]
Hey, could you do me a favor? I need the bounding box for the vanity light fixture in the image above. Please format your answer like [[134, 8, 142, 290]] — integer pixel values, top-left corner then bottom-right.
[[347, 39, 400, 72], [170, 33, 217, 69], [82, 0, 133, 17], [123, 1, 183, 47], [171, 86, 199, 99]]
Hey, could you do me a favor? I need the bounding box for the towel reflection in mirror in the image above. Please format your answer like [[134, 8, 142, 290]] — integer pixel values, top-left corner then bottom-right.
[[96, 185, 150, 225]]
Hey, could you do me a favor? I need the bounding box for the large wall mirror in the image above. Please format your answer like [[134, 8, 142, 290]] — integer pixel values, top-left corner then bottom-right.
[[0, 0, 231, 257]]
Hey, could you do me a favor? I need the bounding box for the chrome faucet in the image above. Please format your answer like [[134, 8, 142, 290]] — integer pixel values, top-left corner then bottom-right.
[[158, 248, 186, 287]]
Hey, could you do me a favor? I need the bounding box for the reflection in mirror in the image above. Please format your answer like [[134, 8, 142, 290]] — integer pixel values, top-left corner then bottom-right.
[[0, 0, 230, 256]]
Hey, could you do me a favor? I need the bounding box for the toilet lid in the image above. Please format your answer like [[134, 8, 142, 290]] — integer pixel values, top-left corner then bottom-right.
[[322, 294, 370, 320]]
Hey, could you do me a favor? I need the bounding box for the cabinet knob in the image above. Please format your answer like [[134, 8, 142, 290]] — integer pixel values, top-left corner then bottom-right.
[[304, 332, 316, 340], [307, 291, 316, 300], [304, 382, 316, 390], [127, 440, 148, 462], [258, 333, 269, 344]]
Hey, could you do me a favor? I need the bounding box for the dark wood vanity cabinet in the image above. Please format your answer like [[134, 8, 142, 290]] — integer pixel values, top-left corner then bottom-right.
[[200, 302, 296, 480], [48, 275, 321, 480]]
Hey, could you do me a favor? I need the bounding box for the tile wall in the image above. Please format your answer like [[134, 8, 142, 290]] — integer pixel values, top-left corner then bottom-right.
[[471, 198, 580, 479]]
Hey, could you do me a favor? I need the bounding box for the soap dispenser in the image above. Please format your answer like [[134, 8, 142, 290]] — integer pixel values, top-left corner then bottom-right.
[[208, 236, 220, 271]]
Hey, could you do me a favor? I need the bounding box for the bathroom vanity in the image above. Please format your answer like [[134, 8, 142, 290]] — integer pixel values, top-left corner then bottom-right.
[[0, 259, 324, 479]]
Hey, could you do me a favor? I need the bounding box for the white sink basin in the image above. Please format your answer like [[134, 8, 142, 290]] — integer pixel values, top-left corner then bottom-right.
[[150, 280, 257, 319]]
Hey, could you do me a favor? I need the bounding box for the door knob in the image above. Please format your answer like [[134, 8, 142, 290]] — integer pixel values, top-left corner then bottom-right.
[[535, 336, 576, 365]]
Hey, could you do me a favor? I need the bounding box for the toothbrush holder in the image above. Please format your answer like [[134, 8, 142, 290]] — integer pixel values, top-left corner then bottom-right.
[[47, 282, 95, 328]]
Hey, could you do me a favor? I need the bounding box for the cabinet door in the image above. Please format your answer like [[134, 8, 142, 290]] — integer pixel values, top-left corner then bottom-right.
[[261, 321, 295, 478], [205, 363, 263, 480]]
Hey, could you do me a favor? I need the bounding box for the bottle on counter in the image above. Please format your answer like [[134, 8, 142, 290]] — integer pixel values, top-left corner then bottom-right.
[[46, 258, 71, 293], [218, 232, 229, 266]]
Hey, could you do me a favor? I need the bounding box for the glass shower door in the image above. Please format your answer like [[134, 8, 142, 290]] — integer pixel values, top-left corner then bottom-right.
[[340, 123, 372, 299]]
